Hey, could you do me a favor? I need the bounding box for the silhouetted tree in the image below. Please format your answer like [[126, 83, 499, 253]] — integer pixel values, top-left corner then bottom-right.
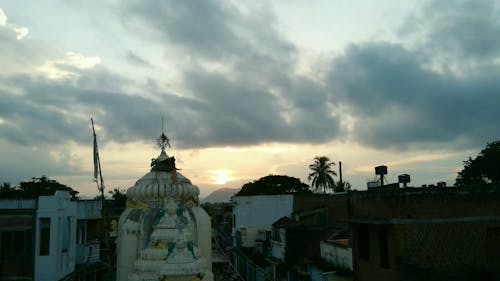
[[0, 182, 15, 198], [108, 188, 127, 208], [18, 175, 79, 200], [236, 175, 310, 196], [308, 156, 337, 193], [334, 181, 352, 192], [455, 141, 500, 186], [0, 176, 79, 199]]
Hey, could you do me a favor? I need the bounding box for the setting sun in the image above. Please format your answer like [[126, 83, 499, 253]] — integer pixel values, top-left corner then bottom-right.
[[211, 169, 233, 185]]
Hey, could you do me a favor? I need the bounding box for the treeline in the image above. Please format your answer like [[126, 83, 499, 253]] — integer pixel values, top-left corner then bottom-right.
[[0, 175, 78, 200], [0, 175, 127, 208]]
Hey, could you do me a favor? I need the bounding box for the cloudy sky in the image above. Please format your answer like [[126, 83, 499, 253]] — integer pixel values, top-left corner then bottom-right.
[[1, 0, 499, 197]]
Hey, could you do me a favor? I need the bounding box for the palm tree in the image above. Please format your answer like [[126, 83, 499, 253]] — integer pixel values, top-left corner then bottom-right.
[[308, 156, 337, 193]]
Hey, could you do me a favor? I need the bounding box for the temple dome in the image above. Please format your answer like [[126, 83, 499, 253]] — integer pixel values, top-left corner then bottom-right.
[[126, 150, 200, 204]]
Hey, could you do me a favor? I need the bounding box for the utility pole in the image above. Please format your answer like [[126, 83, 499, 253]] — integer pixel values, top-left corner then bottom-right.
[[339, 161, 343, 188]]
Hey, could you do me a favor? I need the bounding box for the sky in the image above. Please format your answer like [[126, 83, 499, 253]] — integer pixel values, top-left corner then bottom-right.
[[1, 0, 499, 198]]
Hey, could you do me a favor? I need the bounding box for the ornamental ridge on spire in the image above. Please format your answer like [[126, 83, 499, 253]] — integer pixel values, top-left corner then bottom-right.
[[157, 117, 171, 152], [157, 132, 171, 152], [151, 129, 177, 173]]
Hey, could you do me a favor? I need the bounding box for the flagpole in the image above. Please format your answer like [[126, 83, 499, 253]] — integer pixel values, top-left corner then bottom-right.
[[91, 118, 111, 267]]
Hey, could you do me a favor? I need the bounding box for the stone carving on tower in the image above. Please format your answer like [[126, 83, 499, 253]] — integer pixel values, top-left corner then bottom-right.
[[116, 132, 213, 281]]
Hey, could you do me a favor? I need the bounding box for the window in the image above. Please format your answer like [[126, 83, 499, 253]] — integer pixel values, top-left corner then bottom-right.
[[39, 218, 51, 256], [379, 227, 389, 268], [1, 230, 26, 258], [77, 221, 86, 244], [61, 217, 71, 252], [1, 231, 13, 258], [358, 225, 370, 260], [486, 227, 500, 259]]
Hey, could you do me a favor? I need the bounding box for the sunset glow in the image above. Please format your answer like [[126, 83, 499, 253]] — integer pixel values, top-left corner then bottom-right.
[[211, 169, 233, 185]]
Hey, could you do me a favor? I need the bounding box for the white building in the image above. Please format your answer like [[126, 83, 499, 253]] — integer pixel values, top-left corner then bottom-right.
[[232, 195, 294, 230], [35, 191, 77, 281], [232, 195, 294, 247], [320, 239, 353, 271], [0, 191, 103, 281]]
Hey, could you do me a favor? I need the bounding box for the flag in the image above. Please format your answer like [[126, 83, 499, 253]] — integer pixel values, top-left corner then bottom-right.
[[93, 133, 99, 182]]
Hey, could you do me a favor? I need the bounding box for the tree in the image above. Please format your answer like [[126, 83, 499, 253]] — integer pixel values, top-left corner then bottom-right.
[[455, 141, 500, 186], [108, 188, 127, 208], [0, 182, 15, 198], [236, 175, 310, 196], [0, 176, 79, 199], [308, 156, 337, 193], [334, 181, 352, 192], [17, 175, 79, 200]]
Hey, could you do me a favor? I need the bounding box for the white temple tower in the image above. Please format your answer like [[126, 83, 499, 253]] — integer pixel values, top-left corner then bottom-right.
[[116, 133, 213, 281]]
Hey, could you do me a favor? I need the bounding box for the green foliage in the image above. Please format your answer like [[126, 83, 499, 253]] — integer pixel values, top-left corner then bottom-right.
[[0, 175, 78, 200], [334, 181, 352, 192], [236, 175, 310, 196], [456, 141, 500, 186], [0, 182, 15, 198], [308, 156, 337, 193], [108, 188, 127, 208]]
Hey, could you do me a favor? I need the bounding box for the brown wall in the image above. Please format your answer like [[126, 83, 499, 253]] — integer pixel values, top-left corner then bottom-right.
[[349, 186, 500, 219], [350, 186, 500, 281], [293, 193, 349, 225]]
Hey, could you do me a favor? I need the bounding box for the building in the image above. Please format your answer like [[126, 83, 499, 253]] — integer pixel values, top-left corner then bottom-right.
[[231, 193, 350, 281], [232, 193, 349, 248], [34, 191, 77, 281], [0, 191, 105, 281], [232, 194, 294, 248], [320, 239, 352, 271], [349, 185, 500, 281]]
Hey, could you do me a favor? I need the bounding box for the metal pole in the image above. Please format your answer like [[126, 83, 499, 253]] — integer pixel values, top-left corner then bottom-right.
[[339, 161, 343, 187]]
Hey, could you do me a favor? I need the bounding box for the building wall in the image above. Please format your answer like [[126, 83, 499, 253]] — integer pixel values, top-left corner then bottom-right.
[[239, 227, 270, 248], [349, 187, 500, 219], [1, 195, 105, 281], [293, 193, 349, 225], [320, 241, 352, 270], [270, 228, 286, 262], [35, 191, 77, 281], [233, 195, 294, 231], [350, 186, 500, 281]]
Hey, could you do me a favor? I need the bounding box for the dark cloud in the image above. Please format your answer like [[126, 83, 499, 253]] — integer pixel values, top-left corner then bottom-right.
[[402, 0, 500, 63], [0, 139, 85, 185], [125, 50, 152, 68], [120, 0, 294, 62], [328, 41, 500, 149], [2, 0, 498, 156], [0, 64, 341, 149], [324, 0, 500, 150]]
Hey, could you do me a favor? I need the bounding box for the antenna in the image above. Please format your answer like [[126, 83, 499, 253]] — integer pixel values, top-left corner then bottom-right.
[[162, 116, 165, 135]]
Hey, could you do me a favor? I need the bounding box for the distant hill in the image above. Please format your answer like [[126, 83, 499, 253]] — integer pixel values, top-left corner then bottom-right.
[[201, 188, 239, 203]]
